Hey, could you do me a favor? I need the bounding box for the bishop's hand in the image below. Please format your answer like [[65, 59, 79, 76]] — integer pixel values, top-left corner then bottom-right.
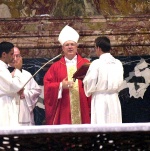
[[62, 77, 74, 89]]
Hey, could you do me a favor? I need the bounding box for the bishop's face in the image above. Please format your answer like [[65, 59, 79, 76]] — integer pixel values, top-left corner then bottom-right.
[[62, 40, 78, 60]]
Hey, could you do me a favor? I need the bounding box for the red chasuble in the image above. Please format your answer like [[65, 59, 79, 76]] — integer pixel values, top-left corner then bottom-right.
[[44, 54, 91, 125]]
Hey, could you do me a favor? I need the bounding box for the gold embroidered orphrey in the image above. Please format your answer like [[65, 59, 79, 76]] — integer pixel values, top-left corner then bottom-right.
[[67, 65, 81, 124]]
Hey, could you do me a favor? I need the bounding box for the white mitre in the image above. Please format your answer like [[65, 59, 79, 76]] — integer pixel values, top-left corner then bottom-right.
[[58, 25, 79, 45]]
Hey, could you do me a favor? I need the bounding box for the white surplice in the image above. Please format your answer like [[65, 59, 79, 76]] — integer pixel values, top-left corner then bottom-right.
[[83, 53, 124, 124], [13, 69, 41, 126], [0, 60, 27, 127], [0, 60, 41, 126]]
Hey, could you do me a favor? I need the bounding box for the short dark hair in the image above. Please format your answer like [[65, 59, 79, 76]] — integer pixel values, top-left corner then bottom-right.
[[0, 41, 14, 57], [95, 36, 111, 53]]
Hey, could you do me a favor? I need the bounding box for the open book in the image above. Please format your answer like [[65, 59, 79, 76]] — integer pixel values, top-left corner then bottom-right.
[[72, 63, 90, 81]]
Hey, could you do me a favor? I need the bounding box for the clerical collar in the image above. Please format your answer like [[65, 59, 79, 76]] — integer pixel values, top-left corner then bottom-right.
[[7, 66, 15, 73], [65, 55, 77, 65], [7, 64, 22, 73]]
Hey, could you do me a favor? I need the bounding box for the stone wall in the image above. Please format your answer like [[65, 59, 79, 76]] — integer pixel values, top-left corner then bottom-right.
[[0, 15, 150, 58], [0, 0, 149, 58]]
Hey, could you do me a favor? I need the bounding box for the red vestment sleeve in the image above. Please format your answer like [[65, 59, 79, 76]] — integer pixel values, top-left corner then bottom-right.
[[43, 64, 61, 125]]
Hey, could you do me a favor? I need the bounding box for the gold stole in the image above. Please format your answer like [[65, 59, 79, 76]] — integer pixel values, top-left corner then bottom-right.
[[67, 65, 81, 124]]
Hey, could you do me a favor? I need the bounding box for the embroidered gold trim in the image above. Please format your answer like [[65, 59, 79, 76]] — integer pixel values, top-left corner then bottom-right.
[[67, 65, 81, 124]]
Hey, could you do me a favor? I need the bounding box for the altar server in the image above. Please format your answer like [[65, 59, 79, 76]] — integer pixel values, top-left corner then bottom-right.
[[83, 36, 124, 124], [0, 42, 27, 126], [9, 47, 41, 125]]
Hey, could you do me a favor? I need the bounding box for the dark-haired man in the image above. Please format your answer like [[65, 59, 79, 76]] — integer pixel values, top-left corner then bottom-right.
[[83, 36, 124, 124], [0, 41, 28, 126]]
